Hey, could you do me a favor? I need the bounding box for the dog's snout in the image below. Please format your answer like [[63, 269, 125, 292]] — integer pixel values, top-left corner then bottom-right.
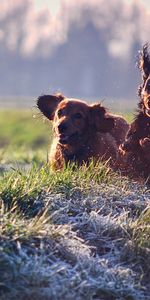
[[58, 122, 68, 133]]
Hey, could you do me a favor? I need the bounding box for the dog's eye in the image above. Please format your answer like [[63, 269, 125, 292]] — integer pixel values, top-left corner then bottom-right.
[[74, 112, 83, 119], [57, 109, 63, 117]]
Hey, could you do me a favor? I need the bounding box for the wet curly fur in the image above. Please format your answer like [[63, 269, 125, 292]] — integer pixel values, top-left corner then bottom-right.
[[120, 44, 150, 180], [37, 94, 128, 169]]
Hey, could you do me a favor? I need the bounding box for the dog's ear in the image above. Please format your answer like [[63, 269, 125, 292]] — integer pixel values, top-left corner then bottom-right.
[[139, 44, 150, 79], [90, 103, 114, 132], [37, 93, 65, 120]]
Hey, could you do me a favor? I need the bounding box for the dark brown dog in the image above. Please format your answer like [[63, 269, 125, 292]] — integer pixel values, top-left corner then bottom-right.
[[37, 94, 128, 169], [120, 44, 150, 179]]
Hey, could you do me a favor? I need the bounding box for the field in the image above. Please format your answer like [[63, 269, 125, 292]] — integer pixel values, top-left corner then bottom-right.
[[0, 110, 150, 300]]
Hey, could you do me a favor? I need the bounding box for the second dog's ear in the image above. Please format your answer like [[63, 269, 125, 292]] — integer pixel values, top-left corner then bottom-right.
[[90, 103, 114, 132], [37, 93, 64, 120]]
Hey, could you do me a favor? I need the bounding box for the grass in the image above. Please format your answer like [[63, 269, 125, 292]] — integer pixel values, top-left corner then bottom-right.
[[0, 109, 50, 148], [0, 110, 51, 164], [0, 109, 150, 300], [0, 162, 113, 215]]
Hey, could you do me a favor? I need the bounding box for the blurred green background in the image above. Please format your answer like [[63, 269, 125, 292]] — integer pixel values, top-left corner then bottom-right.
[[0, 109, 52, 164]]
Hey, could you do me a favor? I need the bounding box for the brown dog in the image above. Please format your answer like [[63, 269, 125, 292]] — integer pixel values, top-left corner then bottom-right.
[[120, 44, 150, 179], [37, 94, 128, 169]]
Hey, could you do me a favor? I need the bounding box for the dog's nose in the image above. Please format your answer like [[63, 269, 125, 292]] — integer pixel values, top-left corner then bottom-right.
[[58, 122, 68, 133]]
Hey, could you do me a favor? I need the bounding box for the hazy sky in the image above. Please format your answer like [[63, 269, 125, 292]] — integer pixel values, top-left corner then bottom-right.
[[0, 0, 150, 97], [1, 0, 149, 59], [35, 0, 150, 14], [35, 0, 61, 15]]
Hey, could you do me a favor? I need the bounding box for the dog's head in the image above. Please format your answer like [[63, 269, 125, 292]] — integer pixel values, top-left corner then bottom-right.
[[138, 44, 150, 116], [37, 93, 114, 146]]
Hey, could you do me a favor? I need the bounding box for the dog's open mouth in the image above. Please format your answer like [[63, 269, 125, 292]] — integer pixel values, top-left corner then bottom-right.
[[58, 132, 79, 144]]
